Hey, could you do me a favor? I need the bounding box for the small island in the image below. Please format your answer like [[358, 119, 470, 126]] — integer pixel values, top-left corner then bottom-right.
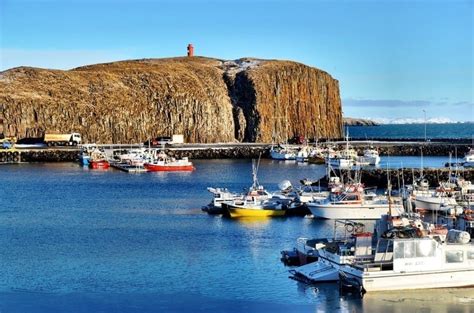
[[343, 117, 379, 126]]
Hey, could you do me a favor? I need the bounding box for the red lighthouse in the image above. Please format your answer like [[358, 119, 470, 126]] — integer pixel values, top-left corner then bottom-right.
[[187, 44, 194, 57]]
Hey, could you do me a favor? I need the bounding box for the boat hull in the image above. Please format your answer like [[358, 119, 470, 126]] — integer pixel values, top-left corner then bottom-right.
[[225, 205, 286, 218], [341, 267, 474, 292], [414, 196, 457, 211], [270, 150, 296, 160], [308, 203, 402, 220], [79, 156, 90, 166], [144, 164, 194, 172], [89, 160, 109, 169]]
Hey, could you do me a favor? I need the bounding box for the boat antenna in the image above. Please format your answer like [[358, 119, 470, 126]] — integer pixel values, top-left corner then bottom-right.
[[387, 163, 392, 217], [420, 146, 424, 178]]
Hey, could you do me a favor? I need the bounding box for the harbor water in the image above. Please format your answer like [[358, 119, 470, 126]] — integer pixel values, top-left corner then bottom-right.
[[1, 159, 473, 312], [348, 122, 474, 140]]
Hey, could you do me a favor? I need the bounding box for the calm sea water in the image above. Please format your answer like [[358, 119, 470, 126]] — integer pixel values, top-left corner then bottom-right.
[[1, 160, 473, 313], [348, 122, 474, 139]]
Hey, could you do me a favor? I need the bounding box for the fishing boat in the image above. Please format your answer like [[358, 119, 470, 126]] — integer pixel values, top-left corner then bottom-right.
[[359, 147, 381, 166], [225, 200, 286, 218], [296, 146, 309, 162], [89, 159, 110, 169], [78, 144, 98, 166], [307, 184, 404, 220], [88, 148, 110, 169], [270, 145, 297, 160], [201, 187, 242, 215], [463, 148, 474, 167], [224, 160, 286, 218], [339, 230, 474, 293], [144, 152, 194, 172]]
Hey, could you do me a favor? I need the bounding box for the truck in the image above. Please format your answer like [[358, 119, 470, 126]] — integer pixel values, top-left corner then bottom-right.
[[144, 134, 184, 147], [44, 133, 81, 146], [0, 136, 17, 149]]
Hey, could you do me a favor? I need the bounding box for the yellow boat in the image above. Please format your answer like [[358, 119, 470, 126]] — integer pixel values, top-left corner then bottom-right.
[[225, 204, 286, 218]]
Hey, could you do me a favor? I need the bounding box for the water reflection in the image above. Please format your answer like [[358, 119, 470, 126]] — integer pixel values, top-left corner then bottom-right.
[[362, 288, 474, 313]]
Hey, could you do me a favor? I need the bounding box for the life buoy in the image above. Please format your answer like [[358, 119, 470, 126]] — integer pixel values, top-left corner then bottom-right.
[[345, 224, 354, 233]]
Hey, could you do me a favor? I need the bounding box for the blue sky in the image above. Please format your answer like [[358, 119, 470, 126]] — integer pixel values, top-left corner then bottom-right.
[[1, 0, 473, 122]]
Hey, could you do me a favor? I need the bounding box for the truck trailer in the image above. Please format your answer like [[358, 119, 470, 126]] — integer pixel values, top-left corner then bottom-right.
[[44, 133, 81, 146]]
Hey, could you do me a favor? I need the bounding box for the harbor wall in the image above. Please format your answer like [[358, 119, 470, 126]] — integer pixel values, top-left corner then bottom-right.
[[0, 142, 471, 164], [323, 168, 474, 189]]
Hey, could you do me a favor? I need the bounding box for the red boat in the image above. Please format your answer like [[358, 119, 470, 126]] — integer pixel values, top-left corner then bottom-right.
[[144, 154, 194, 172], [89, 160, 110, 169]]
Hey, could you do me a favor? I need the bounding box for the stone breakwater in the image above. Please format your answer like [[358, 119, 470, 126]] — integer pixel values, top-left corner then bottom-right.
[[348, 143, 469, 157], [0, 142, 471, 163], [319, 168, 474, 189]]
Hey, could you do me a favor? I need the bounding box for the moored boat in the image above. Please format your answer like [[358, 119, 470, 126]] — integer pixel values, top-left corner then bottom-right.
[[339, 230, 474, 293], [88, 147, 110, 169], [144, 152, 194, 171], [307, 184, 404, 220], [89, 159, 110, 169]]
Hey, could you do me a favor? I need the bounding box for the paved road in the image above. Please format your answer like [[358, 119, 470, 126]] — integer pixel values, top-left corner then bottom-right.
[[10, 140, 469, 152]]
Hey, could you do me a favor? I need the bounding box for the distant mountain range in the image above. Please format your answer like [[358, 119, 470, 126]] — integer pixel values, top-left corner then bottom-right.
[[345, 117, 470, 125]]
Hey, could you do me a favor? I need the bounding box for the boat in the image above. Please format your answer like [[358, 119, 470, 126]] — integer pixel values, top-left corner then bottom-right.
[[201, 187, 242, 215], [270, 145, 297, 160], [281, 237, 328, 266], [290, 231, 373, 283], [144, 152, 194, 171], [295, 146, 309, 162], [88, 148, 110, 169], [224, 160, 286, 218], [225, 201, 286, 218], [89, 159, 110, 169], [463, 148, 474, 167], [360, 147, 381, 166], [307, 184, 404, 220], [326, 133, 357, 169], [339, 230, 474, 293], [414, 193, 458, 212], [78, 144, 98, 166], [412, 175, 461, 212]]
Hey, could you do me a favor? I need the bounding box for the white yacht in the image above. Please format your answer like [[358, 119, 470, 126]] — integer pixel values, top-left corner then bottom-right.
[[270, 145, 296, 160], [414, 193, 458, 212], [307, 187, 404, 220], [360, 148, 381, 166], [339, 231, 474, 293], [463, 148, 474, 167]]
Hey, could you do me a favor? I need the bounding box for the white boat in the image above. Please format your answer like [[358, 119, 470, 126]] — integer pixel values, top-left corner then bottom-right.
[[463, 148, 474, 167], [414, 194, 458, 212], [307, 187, 404, 220], [359, 148, 381, 166], [270, 145, 296, 160], [327, 147, 357, 170], [295, 146, 309, 162], [339, 231, 474, 293], [224, 160, 286, 218], [290, 232, 373, 283], [202, 187, 242, 214]]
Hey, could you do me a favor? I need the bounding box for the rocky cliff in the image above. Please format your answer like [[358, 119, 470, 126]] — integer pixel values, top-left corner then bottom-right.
[[0, 57, 342, 143]]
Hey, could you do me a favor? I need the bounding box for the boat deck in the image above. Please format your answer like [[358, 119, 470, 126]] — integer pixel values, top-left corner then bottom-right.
[[110, 163, 148, 173]]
